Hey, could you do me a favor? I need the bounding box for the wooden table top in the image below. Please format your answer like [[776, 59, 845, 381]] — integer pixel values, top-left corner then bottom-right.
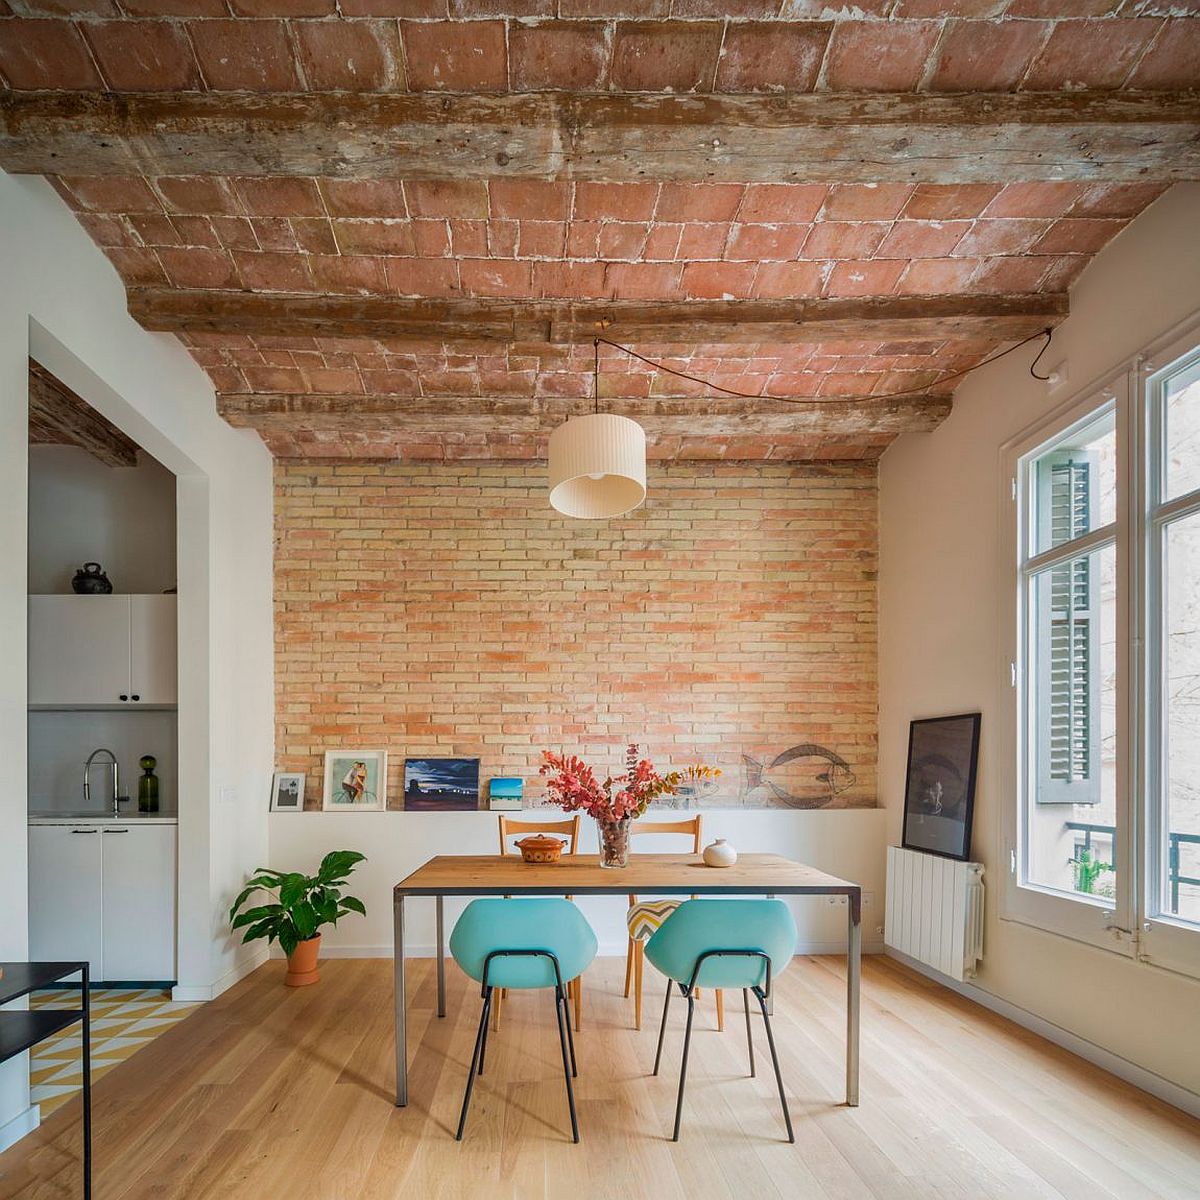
[[394, 853, 860, 899]]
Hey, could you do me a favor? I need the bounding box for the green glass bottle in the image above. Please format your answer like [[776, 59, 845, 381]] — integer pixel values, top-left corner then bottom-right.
[[138, 755, 160, 814]]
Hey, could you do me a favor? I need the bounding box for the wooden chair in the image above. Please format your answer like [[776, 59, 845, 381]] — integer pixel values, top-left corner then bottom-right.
[[624, 815, 724, 1032], [495, 814, 585, 1031]]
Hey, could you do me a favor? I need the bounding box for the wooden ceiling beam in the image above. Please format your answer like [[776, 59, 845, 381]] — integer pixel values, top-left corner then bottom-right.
[[131, 291, 1066, 345], [2, 91, 1197, 183], [28, 361, 139, 467], [217, 392, 952, 438]]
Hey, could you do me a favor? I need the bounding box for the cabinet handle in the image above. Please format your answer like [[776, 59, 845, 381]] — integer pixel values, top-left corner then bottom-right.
[[119, 694, 129, 701], [131, 694, 140, 702], [104, 828, 130, 834], [70, 828, 98, 834]]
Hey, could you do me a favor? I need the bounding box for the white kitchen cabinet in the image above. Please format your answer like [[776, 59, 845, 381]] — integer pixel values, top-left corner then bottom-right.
[[28, 824, 104, 977], [28, 821, 177, 983], [29, 594, 177, 707]]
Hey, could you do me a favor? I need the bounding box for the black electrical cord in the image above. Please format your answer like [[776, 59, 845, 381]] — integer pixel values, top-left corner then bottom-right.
[[592, 326, 1055, 405]]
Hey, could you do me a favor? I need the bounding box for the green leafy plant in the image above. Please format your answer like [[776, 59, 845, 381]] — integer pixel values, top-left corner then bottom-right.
[[229, 850, 367, 957], [1070, 846, 1113, 896]]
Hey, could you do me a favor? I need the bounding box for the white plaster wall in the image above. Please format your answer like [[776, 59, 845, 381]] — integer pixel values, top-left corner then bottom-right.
[[267, 808, 887, 958], [0, 171, 275, 1141], [28, 444, 177, 595], [878, 184, 1200, 1098]]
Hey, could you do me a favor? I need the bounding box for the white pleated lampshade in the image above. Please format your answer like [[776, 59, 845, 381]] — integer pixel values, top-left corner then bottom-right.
[[548, 412, 647, 519]]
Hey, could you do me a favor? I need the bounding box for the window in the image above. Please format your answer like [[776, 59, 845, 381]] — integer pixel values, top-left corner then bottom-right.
[[1002, 323, 1200, 973]]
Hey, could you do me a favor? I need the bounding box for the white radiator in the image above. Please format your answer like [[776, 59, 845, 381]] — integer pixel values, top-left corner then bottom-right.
[[885, 846, 984, 982]]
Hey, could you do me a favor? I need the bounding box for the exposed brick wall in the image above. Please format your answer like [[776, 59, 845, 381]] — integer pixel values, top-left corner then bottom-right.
[[275, 461, 878, 810]]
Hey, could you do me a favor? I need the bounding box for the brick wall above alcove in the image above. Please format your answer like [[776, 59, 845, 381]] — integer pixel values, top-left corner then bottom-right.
[[274, 461, 877, 810]]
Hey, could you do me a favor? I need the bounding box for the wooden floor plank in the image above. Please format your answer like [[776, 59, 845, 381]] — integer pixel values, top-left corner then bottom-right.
[[0, 956, 1196, 1200]]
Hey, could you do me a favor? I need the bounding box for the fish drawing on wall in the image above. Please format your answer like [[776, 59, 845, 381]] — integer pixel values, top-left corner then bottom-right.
[[742, 744, 856, 809]]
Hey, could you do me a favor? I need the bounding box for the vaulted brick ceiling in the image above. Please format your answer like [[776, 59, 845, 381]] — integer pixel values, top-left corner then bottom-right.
[[1, 3, 1197, 463]]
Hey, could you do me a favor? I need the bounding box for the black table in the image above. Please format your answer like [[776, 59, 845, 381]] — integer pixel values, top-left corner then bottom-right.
[[0, 962, 90, 1199]]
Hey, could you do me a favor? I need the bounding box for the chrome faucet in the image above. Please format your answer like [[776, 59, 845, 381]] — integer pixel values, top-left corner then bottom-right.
[[84, 748, 122, 815]]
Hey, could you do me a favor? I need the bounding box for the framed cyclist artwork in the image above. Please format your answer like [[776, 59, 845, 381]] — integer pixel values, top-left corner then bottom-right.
[[322, 749, 388, 812]]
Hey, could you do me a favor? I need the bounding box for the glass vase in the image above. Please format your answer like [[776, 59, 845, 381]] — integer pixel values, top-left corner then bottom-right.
[[597, 815, 632, 868]]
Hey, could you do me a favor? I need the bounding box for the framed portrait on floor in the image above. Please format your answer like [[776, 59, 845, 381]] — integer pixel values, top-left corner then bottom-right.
[[901, 714, 981, 862]]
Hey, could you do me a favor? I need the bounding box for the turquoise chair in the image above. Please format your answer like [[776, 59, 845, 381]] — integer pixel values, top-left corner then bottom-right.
[[449, 897, 597, 1142], [645, 898, 798, 1142]]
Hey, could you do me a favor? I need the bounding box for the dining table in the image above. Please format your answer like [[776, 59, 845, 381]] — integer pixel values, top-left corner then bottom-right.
[[392, 852, 862, 1109]]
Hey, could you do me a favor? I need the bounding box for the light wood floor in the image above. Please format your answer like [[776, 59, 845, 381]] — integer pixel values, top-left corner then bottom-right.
[[1, 955, 1198, 1199]]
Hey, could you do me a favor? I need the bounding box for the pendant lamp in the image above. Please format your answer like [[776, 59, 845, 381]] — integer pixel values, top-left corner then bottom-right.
[[548, 341, 646, 519]]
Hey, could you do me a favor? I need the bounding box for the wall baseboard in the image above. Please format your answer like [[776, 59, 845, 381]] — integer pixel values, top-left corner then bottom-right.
[[887, 948, 1200, 1120], [172, 946, 268, 1003], [0, 1104, 40, 1155], [306, 940, 885, 960]]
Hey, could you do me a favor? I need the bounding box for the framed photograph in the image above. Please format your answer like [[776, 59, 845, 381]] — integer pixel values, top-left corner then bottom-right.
[[404, 757, 480, 811], [270, 772, 306, 812], [322, 750, 387, 812], [901, 714, 981, 862]]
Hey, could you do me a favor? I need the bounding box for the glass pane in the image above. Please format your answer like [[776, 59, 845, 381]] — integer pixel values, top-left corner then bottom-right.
[[1163, 512, 1200, 923], [1030, 409, 1117, 557], [1164, 354, 1200, 502], [1025, 543, 1118, 898]]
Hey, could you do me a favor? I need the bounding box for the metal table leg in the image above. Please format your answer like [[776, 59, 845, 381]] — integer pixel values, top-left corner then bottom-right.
[[436, 894, 446, 1018], [82, 964, 91, 1200], [394, 892, 407, 1106], [846, 900, 861, 1107]]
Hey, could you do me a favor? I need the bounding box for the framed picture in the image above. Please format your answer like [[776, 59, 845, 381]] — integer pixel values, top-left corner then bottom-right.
[[488, 776, 524, 811], [901, 714, 981, 862], [270, 772, 306, 812], [322, 750, 387, 812], [404, 757, 480, 811]]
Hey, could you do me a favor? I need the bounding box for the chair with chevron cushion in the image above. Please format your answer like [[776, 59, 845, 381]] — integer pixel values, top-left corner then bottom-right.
[[624, 815, 723, 1032]]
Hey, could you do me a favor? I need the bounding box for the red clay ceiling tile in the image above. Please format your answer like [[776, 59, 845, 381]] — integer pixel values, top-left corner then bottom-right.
[[1068, 182, 1169, 219], [953, 218, 1050, 257], [490, 180, 572, 220], [449, 219, 488, 256], [603, 261, 683, 300], [826, 260, 905, 297], [234, 177, 325, 217], [1006, 1, 1120, 15], [597, 221, 650, 259], [404, 180, 489, 219], [574, 183, 660, 222], [486, 219, 518, 257], [334, 219, 418, 255], [566, 220, 601, 258], [231, 0, 334, 13], [1023, 17, 1161, 90], [234, 250, 316, 292], [801, 221, 889, 259], [656, 183, 744, 222], [210, 216, 259, 250], [983, 182, 1087, 218], [1127, 18, 1200, 89], [533, 260, 607, 297], [560, 1, 669, 16], [154, 175, 239, 214], [450, 0, 552, 13], [292, 217, 337, 254], [128, 213, 181, 246], [676, 222, 729, 259], [893, 2, 1010, 16], [519, 221, 568, 257], [76, 213, 137, 246], [738, 183, 827, 223], [970, 255, 1054, 293], [293, 19, 405, 91], [643, 223, 682, 260], [0, 19, 103, 88], [15, 0, 119, 12], [725, 224, 810, 262], [190, 19, 302, 90], [339, 0, 447, 13], [321, 180, 407, 218], [157, 245, 240, 288], [715, 21, 830, 93], [821, 183, 914, 221], [59, 176, 163, 213], [401, 19, 507, 90], [752, 261, 826, 299], [611, 20, 722, 92], [459, 259, 534, 297], [120, 0, 230, 12], [309, 252, 389, 293], [1040, 254, 1091, 292], [385, 258, 462, 295], [681, 261, 757, 299], [894, 257, 979, 295], [877, 219, 970, 258], [248, 217, 299, 250], [104, 247, 168, 286], [1033, 217, 1126, 256], [901, 183, 1001, 220], [508, 20, 609, 90], [83, 19, 201, 90], [823, 19, 941, 92], [927, 18, 1052, 91], [674, 0, 778, 14]]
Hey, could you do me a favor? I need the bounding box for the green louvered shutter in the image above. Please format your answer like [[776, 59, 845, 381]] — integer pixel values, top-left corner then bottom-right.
[[1035, 455, 1102, 805]]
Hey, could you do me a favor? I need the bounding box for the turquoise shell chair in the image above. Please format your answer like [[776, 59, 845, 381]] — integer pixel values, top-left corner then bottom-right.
[[449, 897, 597, 1142], [645, 898, 798, 1142]]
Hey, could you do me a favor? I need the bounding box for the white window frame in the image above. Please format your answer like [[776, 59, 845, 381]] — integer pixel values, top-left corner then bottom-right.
[[998, 311, 1200, 979]]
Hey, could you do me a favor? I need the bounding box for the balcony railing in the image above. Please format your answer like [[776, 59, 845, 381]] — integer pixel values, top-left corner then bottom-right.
[[1065, 821, 1200, 910]]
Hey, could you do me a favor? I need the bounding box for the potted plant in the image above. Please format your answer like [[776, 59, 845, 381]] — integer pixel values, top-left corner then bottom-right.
[[540, 745, 719, 868], [229, 850, 367, 986]]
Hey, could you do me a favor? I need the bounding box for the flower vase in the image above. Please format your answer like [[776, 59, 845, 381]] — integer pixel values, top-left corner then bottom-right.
[[597, 816, 632, 868]]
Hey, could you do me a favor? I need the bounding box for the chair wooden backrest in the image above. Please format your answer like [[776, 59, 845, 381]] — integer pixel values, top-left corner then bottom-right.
[[498, 814, 581, 856], [628, 814, 703, 907]]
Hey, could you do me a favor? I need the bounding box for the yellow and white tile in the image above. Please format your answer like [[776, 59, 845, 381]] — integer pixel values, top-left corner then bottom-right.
[[29, 988, 200, 1117]]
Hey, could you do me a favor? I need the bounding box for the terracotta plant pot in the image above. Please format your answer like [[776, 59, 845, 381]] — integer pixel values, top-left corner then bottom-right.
[[285, 934, 322, 987]]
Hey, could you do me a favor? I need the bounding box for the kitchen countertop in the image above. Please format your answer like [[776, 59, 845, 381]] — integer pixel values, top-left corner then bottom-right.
[[29, 813, 178, 825]]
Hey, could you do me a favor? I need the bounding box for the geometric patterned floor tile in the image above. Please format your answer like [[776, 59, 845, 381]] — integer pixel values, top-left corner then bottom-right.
[[29, 987, 201, 1118]]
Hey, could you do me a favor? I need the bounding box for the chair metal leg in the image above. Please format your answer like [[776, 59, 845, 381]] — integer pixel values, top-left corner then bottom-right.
[[478, 988, 492, 1078], [554, 986, 580, 1143], [456, 988, 493, 1141], [754, 988, 794, 1144], [563, 984, 578, 1077], [671, 994, 696, 1142], [743, 989, 755, 1078], [652, 976, 672, 1076]]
